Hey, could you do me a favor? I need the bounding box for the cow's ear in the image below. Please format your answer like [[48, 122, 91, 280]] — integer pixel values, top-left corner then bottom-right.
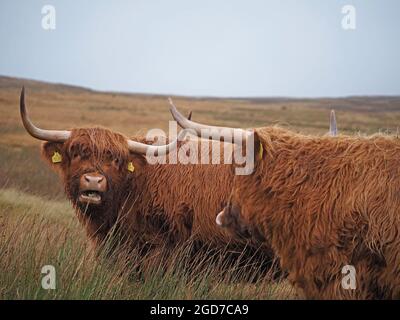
[[253, 131, 264, 162], [127, 152, 147, 173], [41, 141, 65, 172]]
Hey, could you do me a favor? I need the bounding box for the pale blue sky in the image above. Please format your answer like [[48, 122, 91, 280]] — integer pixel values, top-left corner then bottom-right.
[[0, 0, 399, 97]]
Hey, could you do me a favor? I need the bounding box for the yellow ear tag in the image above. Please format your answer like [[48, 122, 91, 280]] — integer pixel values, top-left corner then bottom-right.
[[127, 162, 135, 172], [51, 151, 62, 163], [259, 142, 264, 159]]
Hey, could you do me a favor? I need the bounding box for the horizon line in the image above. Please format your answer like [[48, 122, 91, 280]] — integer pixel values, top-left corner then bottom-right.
[[1, 73, 400, 101]]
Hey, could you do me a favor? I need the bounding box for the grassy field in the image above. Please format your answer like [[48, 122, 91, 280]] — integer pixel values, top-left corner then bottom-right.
[[0, 188, 294, 299], [1, 75, 400, 299]]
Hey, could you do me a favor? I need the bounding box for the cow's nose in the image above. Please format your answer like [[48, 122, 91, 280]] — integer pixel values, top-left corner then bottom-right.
[[84, 174, 103, 184], [81, 173, 107, 191]]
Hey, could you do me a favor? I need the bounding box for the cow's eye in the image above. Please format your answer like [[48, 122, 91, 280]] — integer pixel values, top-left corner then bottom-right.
[[105, 151, 113, 161], [112, 158, 120, 167], [71, 151, 80, 159], [69, 145, 81, 160]]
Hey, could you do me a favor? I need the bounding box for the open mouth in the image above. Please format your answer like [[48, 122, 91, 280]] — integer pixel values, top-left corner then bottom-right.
[[79, 190, 102, 205]]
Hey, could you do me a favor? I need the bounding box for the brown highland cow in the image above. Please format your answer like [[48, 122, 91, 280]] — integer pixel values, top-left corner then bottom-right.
[[171, 105, 400, 299], [19, 88, 276, 276]]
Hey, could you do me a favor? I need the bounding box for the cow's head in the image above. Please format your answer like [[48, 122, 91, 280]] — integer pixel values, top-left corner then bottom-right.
[[216, 202, 252, 239], [39, 127, 135, 213], [20, 88, 185, 217]]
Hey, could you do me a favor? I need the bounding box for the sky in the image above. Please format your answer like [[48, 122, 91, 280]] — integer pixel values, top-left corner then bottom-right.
[[0, 0, 399, 97]]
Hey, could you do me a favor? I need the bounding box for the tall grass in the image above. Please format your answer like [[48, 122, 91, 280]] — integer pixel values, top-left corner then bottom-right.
[[0, 188, 296, 300]]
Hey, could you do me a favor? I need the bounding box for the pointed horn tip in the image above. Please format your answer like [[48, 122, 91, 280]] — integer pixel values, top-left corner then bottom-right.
[[20, 87, 26, 115], [167, 97, 175, 110]]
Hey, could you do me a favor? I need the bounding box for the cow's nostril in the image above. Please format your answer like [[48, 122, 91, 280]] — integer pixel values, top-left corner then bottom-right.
[[84, 174, 105, 185]]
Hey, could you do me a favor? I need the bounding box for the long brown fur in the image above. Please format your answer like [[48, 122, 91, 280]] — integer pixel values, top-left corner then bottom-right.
[[226, 126, 400, 299]]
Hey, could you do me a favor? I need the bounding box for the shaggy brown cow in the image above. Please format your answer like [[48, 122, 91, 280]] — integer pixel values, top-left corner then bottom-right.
[[172, 106, 400, 299], [19, 88, 276, 275]]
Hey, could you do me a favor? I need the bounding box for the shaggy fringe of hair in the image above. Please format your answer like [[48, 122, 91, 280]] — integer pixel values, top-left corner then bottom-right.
[[67, 127, 130, 161]]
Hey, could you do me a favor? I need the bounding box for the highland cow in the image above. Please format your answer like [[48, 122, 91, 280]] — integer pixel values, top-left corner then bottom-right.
[[171, 105, 400, 299], [19, 88, 276, 275]]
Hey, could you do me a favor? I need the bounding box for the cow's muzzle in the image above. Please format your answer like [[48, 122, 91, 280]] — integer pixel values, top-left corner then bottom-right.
[[216, 204, 240, 228], [79, 173, 107, 205], [216, 206, 232, 228]]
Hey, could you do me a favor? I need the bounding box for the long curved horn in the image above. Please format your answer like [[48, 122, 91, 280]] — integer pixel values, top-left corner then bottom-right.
[[20, 87, 71, 142], [127, 129, 190, 156], [168, 98, 251, 143]]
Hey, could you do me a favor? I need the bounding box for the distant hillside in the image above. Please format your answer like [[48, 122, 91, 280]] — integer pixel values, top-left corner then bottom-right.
[[1, 75, 400, 113], [0, 75, 93, 93]]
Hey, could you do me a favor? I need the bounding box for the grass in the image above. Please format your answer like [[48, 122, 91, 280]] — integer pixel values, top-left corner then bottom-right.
[[0, 145, 64, 200], [1, 75, 400, 299], [0, 188, 295, 299]]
